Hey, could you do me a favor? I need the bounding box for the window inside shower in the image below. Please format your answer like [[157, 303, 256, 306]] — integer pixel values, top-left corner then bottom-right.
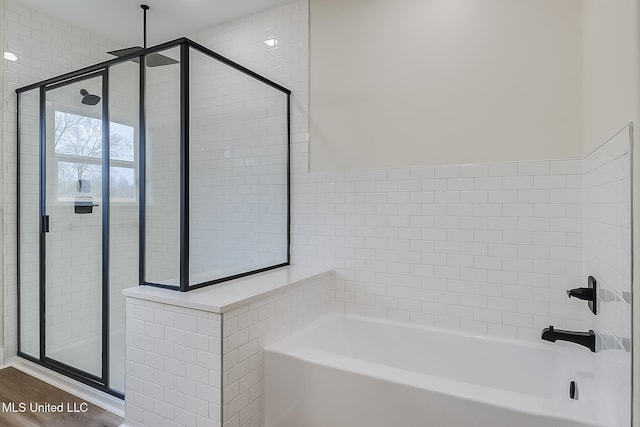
[[54, 111, 136, 203]]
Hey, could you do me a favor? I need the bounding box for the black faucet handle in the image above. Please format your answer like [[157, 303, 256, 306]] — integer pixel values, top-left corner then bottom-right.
[[566, 277, 598, 315], [566, 287, 594, 301]]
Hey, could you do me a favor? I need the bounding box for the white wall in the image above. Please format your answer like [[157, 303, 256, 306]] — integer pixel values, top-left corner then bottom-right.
[[582, 0, 639, 154], [309, 0, 583, 170]]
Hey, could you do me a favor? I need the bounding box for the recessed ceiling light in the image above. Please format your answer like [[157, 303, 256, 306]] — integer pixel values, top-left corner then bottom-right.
[[4, 51, 18, 61], [264, 38, 278, 47]]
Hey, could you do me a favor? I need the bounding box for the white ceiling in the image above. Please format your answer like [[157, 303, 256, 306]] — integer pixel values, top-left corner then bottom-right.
[[16, 0, 292, 47]]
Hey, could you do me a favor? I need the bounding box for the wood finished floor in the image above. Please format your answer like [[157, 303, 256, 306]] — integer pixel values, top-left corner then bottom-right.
[[0, 367, 123, 427]]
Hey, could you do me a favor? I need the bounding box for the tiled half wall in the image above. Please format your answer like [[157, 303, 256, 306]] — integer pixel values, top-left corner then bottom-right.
[[123, 270, 330, 427]]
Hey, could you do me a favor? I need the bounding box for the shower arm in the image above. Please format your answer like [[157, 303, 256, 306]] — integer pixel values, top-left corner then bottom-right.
[[142, 4, 149, 49]]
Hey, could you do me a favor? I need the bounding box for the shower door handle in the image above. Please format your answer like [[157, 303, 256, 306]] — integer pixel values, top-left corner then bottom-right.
[[42, 215, 50, 233]]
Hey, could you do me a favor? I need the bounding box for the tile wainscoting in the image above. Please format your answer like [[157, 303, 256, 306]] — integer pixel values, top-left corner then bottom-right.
[[123, 267, 331, 427]]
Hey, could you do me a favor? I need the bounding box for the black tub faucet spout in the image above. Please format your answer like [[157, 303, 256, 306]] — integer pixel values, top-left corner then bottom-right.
[[541, 326, 596, 352]]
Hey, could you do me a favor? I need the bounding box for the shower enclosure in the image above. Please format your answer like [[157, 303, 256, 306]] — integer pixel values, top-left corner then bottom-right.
[[16, 38, 290, 396]]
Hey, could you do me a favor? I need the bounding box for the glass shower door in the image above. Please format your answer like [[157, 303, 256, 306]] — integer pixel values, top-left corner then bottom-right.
[[43, 73, 105, 379]]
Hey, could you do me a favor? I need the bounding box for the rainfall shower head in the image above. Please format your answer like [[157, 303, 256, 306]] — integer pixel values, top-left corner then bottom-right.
[[106, 4, 179, 67], [80, 88, 101, 105], [107, 46, 179, 67]]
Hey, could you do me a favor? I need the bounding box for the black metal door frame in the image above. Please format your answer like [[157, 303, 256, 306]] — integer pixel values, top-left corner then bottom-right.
[[21, 68, 119, 397]]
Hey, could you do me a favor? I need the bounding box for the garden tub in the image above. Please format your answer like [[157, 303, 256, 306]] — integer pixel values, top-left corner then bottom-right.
[[264, 313, 610, 427]]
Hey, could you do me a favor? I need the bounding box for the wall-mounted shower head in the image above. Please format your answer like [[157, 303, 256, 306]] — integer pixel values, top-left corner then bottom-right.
[[80, 88, 101, 105]]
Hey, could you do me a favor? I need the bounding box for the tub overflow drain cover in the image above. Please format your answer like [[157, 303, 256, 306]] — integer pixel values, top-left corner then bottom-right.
[[569, 381, 578, 400]]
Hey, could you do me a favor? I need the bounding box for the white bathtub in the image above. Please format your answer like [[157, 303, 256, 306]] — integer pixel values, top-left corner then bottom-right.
[[264, 313, 612, 427]]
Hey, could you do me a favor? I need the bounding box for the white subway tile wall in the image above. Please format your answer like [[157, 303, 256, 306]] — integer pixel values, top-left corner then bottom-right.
[[221, 273, 328, 427], [125, 298, 222, 427], [188, 51, 289, 281], [291, 159, 589, 340], [123, 270, 329, 427], [188, 1, 309, 176], [583, 126, 632, 427]]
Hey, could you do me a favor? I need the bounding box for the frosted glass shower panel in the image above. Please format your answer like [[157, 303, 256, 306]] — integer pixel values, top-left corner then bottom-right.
[[18, 88, 40, 359], [188, 48, 289, 285], [144, 47, 181, 287]]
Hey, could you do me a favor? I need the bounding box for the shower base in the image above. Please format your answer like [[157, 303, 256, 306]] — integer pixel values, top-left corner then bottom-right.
[[47, 329, 125, 393]]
